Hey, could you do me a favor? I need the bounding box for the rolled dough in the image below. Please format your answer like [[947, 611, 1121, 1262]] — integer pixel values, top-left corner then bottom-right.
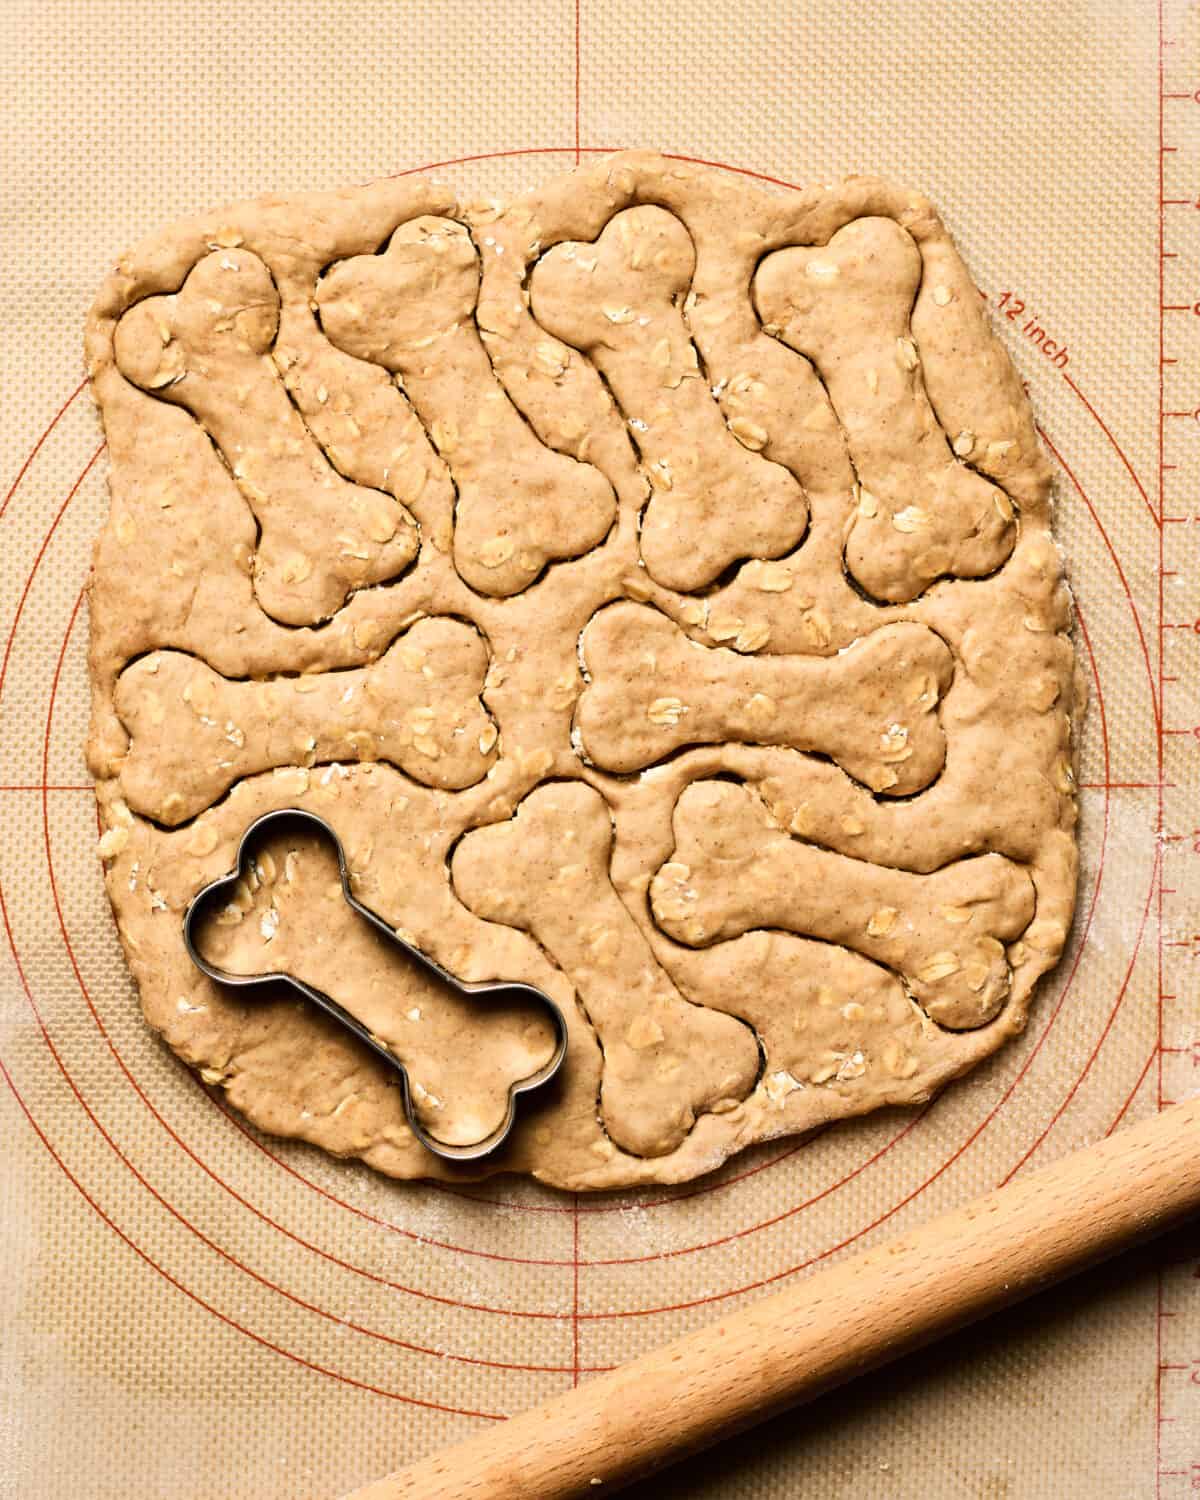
[[84, 152, 1081, 1191]]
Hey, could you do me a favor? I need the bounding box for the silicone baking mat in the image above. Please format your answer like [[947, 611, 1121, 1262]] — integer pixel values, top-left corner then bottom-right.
[[1, 1, 1197, 1495]]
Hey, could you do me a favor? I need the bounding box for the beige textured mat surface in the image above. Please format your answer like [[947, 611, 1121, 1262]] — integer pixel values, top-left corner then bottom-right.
[[1, 2, 1197, 1496]]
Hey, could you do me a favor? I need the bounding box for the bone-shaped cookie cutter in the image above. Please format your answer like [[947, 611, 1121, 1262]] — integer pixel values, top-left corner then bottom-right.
[[181, 808, 568, 1162]]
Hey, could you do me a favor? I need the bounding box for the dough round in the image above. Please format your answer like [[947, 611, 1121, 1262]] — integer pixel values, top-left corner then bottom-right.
[[85, 153, 1081, 1191]]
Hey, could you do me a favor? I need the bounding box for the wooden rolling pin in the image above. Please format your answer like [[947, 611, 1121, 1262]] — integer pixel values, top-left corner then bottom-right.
[[341, 1097, 1200, 1500]]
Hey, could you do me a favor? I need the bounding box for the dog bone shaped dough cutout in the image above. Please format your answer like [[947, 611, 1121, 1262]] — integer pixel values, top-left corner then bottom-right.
[[316, 215, 617, 595], [113, 251, 418, 626], [114, 617, 496, 825], [651, 781, 1035, 1030], [576, 603, 953, 793], [452, 781, 761, 1157], [753, 217, 1017, 603], [529, 206, 809, 593]]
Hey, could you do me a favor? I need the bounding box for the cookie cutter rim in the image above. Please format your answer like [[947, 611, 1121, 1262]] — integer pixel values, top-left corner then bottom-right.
[[181, 807, 568, 1164]]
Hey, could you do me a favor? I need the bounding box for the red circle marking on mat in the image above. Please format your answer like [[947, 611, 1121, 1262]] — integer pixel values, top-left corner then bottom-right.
[[0, 377, 87, 524], [45, 613, 579, 1323], [0, 149, 1159, 1385], [0, 372, 1146, 1374], [579, 585, 1132, 1276], [141, 152, 1159, 1226], [34, 424, 1136, 1310], [126, 437, 1137, 1271], [0, 472, 568, 1405]]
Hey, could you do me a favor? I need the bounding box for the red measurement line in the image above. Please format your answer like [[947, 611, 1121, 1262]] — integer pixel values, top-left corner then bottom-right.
[[1156, 11, 1168, 1494], [1080, 781, 1161, 789], [1157, 0, 1168, 1111], [572, 1194, 581, 1385], [1064, 372, 1159, 528]]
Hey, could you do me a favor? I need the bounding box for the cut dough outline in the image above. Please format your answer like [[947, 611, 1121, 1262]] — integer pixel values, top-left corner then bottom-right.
[[749, 219, 1022, 606], [573, 599, 957, 795], [648, 776, 1037, 1031], [111, 611, 502, 826]]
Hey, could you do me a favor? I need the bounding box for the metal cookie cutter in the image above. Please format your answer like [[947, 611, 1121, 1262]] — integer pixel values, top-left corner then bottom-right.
[[182, 808, 568, 1163]]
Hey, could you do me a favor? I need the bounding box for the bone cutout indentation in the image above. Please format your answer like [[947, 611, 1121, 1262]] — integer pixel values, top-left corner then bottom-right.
[[651, 781, 1035, 1031], [112, 251, 418, 627], [115, 617, 497, 825], [528, 206, 809, 593], [315, 216, 617, 597], [190, 821, 559, 1149], [576, 603, 953, 794], [451, 781, 761, 1157], [664, 928, 934, 1095], [753, 217, 1018, 604]]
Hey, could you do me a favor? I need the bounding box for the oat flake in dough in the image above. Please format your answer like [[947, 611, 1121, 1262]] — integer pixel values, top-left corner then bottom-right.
[[85, 152, 1082, 1191]]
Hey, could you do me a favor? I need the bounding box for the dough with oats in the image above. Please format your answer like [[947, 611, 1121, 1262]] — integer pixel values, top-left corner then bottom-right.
[[85, 152, 1081, 1190]]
